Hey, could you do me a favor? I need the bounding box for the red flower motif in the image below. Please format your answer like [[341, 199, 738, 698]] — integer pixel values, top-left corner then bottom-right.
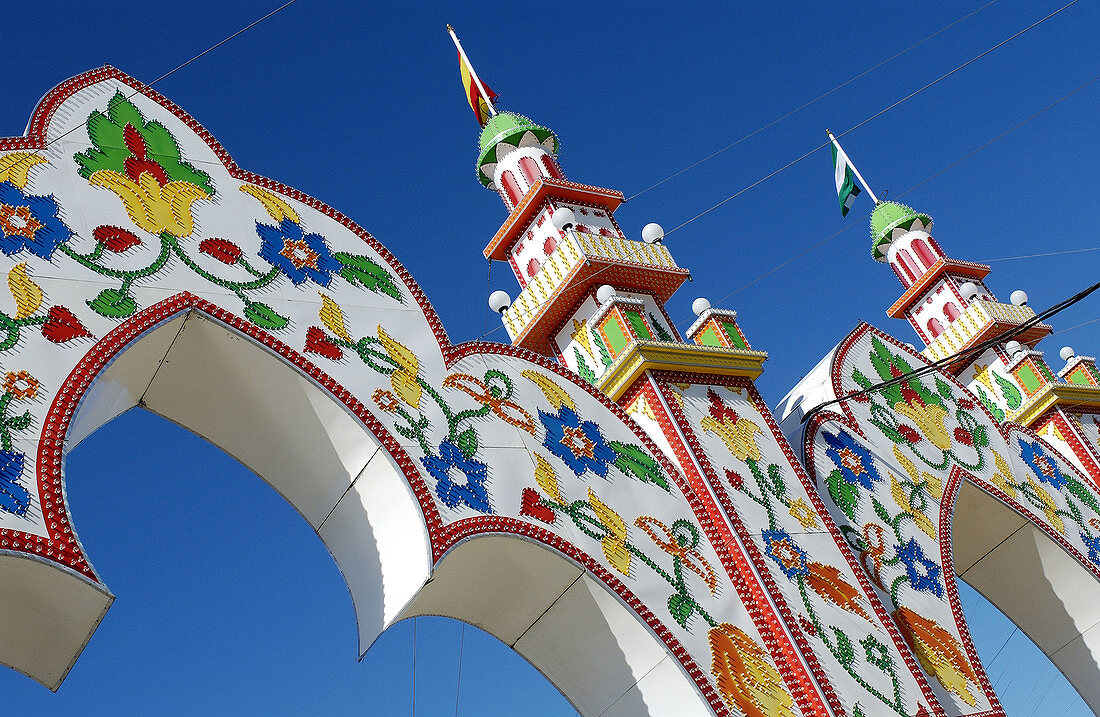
[[898, 425, 922, 443], [304, 326, 342, 361], [707, 388, 740, 424], [957, 397, 975, 410], [93, 225, 141, 253], [725, 468, 744, 490], [199, 238, 242, 264], [520, 487, 556, 524], [41, 306, 92, 343], [953, 427, 974, 446], [123, 124, 169, 186]]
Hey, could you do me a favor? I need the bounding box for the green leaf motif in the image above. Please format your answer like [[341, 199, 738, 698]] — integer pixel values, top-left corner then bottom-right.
[[767, 463, 786, 498], [871, 497, 892, 524], [667, 593, 693, 628], [649, 313, 673, 342], [935, 377, 954, 402], [826, 468, 860, 521], [6, 412, 32, 432], [610, 441, 670, 492], [993, 371, 1023, 411], [1066, 477, 1100, 515], [834, 628, 855, 666], [335, 253, 403, 302], [574, 348, 596, 384], [973, 384, 1005, 422], [244, 302, 289, 330], [88, 288, 137, 318], [456, 428, 478, 458], [75, 92, 214, 194]]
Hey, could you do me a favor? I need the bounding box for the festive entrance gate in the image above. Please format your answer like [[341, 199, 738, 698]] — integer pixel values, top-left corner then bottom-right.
[[0, 68, 1097, 716]]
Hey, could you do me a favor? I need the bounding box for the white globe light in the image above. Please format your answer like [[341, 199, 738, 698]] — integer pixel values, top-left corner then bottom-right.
[[551, 207, 576, 231], [642, 222, 665, 244], [1010, 289, 1028, 306], [692, 297, 711, 316], [1005, 340, 1022, 357], [488, 290, 511, 314], [959, 282, 979, 301], [596, 284, 616, 304], [1060, 346, 1076, 362]]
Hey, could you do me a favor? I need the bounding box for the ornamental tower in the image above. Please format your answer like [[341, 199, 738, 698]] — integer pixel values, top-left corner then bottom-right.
[[479, 112, 769, 401], [873, 201, 1100, 484]]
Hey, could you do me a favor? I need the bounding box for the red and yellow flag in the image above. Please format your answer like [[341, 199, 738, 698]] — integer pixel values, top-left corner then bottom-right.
[[458, 50, 497, 126]]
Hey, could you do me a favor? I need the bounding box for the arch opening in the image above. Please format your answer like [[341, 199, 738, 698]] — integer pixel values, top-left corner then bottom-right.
[[64, 308, 433, 659], [9, 305, 708, 715], [951, 478, 1100, 713], [397, 534, 709, 717]]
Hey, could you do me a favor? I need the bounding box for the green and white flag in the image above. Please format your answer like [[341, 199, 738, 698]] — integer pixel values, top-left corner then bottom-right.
[[831, 141, 861, 217]]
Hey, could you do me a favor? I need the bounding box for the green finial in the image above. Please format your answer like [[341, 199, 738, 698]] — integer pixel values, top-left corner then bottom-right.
[[476, 112, 559, 187], [870, 201, 933, 261]]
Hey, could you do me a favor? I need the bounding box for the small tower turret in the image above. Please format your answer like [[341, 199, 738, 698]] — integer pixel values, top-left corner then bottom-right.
[[871, 201, 1050, 360]]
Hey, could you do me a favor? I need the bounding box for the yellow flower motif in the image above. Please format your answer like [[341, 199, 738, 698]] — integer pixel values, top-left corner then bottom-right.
[[989, 450, 1017, 499], [894, 607, 979, 707], [892, 444, 943, 500], [318, 293, 352, 341], [893, 400, 951, 452], [1024, 474, 1065, 534], [588, 488, 631, 576], [88, 169, 208, 237], [701, 414, 762, 462], [377, 324, 421, 409], [787, 498, 819, 530], [890, 472, 936, 540], [533, 454, 563, 503], [521, 369, 576, 411], [708, 623, 796, 717], [239, 183, 300, 224], [0, 152, 46, 189]]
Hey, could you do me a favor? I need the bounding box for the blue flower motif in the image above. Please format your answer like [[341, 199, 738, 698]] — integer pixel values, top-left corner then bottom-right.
[[897, 538, 943, 598], [823, 430, 881, 490], [763, 528, 809, 580], [257, 218, 341, 286], [539, 406, 616, 477], [421, 441, 491, 512], [0, 181, 72, 260], [1019, 438, 1067, 490], [0, 449, 30, 516], [1081, 531, 1100, 566]]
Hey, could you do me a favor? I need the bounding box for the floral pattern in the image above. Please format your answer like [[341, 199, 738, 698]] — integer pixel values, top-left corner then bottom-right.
[[0, 182, 71, 259], [539, 405, 616, 478], [421, 441, 491, 512], [257, 218, 342, 287]]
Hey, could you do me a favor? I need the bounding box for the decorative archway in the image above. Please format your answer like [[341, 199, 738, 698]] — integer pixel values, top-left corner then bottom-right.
[[3, 66, 1099, 717], [0, 67, 798, 716], [785, 323, 1100, 715]]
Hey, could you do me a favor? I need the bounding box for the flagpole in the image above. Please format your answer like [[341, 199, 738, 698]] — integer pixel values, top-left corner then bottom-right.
[[447, 24, 497, 117], [826, 130, 878, 204]]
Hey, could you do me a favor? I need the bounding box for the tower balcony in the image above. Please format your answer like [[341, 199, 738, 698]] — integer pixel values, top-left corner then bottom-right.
[[498, 230, 689, 354], [921, 298, 1053, 368]]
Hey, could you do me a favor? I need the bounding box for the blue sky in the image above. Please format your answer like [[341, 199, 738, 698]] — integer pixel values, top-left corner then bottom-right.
[[0, 1, 1097, 714]]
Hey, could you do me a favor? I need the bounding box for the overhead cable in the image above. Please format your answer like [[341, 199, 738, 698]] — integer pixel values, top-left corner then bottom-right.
[[623, 0, 1003, 203], [662, 0, 1082, 238]]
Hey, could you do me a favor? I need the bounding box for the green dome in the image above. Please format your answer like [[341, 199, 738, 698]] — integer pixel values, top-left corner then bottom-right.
[[476, 112, 559, 187], [870, 201, 933, 261]]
